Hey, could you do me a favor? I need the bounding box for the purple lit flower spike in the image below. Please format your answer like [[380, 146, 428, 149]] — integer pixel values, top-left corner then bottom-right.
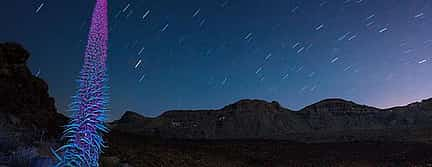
[[52, 0, 109, 166]]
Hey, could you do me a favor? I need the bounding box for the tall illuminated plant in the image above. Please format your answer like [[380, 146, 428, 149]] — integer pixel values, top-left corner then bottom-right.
[[52, 0, 109, 166]]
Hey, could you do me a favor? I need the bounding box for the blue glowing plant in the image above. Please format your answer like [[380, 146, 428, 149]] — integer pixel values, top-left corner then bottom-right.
[[51, 0, 109, 166]]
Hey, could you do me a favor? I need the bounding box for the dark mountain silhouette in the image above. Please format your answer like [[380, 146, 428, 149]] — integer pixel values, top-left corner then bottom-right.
[[0, 42, 67, 138], [111, 98, 432, 142], [105, 98, 432, 166]]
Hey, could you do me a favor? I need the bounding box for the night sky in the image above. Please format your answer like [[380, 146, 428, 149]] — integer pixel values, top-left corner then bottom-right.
[[1, 0, 432, 120]]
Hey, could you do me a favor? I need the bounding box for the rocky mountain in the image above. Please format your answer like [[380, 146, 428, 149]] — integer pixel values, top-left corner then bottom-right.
[[0, 42, 69, 166], [111, 98, 432, 142], [0, 42, 67, 138]]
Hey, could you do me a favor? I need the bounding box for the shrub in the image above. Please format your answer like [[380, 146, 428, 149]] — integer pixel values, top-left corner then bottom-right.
[[8, 146, 39, 167]]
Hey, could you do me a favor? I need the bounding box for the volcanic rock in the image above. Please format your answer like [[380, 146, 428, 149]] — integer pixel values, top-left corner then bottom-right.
[[112, 98, 432, 143], [0, 42, 67, 138]]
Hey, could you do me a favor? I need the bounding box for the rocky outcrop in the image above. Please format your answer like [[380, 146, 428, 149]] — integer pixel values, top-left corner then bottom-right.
[[0, 42, 67, 137], [111, 98, 432, 142], [116, 111, 152, 124]]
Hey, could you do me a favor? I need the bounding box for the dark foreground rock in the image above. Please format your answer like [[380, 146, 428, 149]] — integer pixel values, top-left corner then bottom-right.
[[0, 42, 67, 137], [0, 42, 67, 166]]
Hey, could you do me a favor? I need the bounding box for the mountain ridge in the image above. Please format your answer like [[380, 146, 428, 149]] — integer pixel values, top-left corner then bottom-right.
[[117, 97, 431, 121], [111, 97, 432, 142]]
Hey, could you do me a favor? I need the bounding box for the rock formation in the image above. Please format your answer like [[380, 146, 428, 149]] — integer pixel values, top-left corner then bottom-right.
[[0, 42, 67, 138], [111, 98, 432, 142]]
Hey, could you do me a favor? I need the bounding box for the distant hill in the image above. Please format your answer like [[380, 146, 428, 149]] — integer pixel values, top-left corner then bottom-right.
[[111, 98, 432, 143]]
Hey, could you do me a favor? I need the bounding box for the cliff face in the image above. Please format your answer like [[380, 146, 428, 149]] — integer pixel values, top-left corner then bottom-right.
[[111, 98, 432, 142], [0, 42, 67, 137]]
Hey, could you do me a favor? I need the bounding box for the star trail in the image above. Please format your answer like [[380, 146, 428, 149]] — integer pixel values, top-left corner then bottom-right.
[[1, 0, 432, 120]]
